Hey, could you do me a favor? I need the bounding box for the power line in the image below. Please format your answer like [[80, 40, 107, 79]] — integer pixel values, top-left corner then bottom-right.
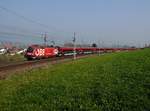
[[0, 31, 41, 38], [0, 23, 41, 35], [0, 23, 61, 40], [0, 5, 55, 31], [0, 5, 76, 44], [0, 5, 71, 40]]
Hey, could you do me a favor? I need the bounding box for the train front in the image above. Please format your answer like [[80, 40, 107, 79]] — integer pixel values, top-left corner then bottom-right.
[[24, 46, 35, 60]]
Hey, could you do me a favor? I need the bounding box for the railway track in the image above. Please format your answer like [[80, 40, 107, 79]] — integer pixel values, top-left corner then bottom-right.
[[0, 54, 96, 79]]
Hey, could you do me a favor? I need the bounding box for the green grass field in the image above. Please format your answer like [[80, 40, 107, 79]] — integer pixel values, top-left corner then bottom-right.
[[0, 49, 150, 111]]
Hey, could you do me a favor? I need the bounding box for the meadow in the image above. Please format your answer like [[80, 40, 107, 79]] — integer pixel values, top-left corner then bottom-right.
[[0, 49, 150, 111]]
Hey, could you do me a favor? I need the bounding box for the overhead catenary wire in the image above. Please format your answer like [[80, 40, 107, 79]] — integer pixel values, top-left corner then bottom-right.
[[0, 23, 42, 36], [0, 5, 72, 43], [0, 5, 77, 45], [0, 31, 41, 38], [0, 5, 68, 34], [0, 23, 60, 41], [0, 5, 50, 30]]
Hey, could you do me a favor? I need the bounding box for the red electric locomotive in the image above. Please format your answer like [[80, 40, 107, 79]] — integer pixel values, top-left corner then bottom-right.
[[24, 45, 58, 60]]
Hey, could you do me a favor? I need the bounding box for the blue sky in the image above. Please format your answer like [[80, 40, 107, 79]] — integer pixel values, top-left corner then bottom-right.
[[0, 0, 150, 46]]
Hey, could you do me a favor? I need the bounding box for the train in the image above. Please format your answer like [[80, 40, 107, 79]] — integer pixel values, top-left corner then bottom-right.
[[24, 44, 136, 60]]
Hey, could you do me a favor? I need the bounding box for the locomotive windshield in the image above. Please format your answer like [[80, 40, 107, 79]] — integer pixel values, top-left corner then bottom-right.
[[27, 47, 33, 52]]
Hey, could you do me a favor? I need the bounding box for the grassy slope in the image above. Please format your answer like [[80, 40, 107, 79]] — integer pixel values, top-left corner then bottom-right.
[[0, 49, 150, 111]]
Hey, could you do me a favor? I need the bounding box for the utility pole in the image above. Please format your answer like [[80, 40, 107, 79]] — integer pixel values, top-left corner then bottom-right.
[[51, 41, 55, 46], [98, 40, 101, 56], [44, 32, 47, 46], [117, 41, 119, 48], [73, 32, 76, 60]]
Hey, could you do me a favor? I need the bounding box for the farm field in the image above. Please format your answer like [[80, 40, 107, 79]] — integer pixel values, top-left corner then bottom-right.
[[0, 49, 150, 111], [0, 54, 25, 66]]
